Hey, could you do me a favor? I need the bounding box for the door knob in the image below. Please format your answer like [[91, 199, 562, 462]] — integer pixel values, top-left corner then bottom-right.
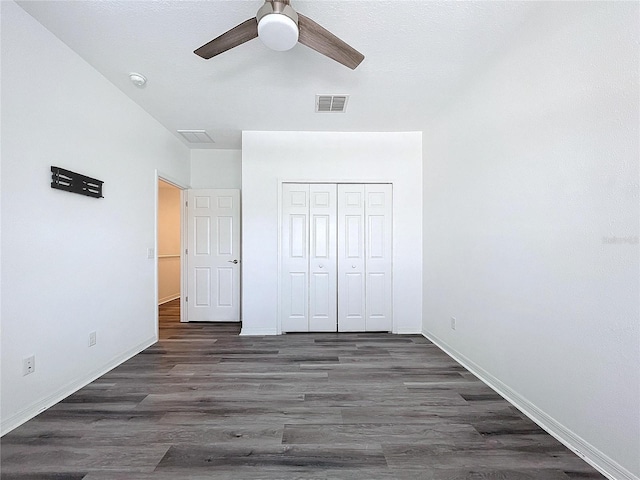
[[228, 259, 239, 264], [319, 264, 324, 269], [352, 265, 356, 268]]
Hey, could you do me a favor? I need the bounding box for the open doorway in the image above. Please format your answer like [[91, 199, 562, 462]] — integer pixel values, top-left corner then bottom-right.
[[157, 179, 182, 326]]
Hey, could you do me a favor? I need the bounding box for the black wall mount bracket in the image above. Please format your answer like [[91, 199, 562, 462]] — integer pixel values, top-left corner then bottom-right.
[[51, 166, 104, 199]]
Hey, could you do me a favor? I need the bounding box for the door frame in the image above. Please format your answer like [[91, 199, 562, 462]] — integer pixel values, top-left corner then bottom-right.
[[154, 170, 189, 338], [277, 179, 395, 335]]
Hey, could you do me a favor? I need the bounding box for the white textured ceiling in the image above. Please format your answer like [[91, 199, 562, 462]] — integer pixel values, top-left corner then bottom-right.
[[16, 0, 540, 149]]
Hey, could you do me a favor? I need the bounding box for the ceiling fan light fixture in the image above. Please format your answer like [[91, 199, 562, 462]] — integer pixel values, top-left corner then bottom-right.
[[258, 14, 299, 51], [194, 0, 364, 69]]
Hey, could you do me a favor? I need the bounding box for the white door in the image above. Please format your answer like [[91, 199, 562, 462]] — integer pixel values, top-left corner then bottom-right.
[[309, 184, 337, 332], [281, 184, 338, 332], [364, 184, 392, 331], [337, 184, 366, 331], [281, 184, 310, 332], [186, 189, 240, 322], [337, 184, 392, 332], [281, 183, 391, 333]]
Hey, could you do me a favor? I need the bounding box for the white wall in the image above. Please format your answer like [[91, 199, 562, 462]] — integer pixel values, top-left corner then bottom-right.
[[1, 2, 190, 434], [158, 182, 182, 304], [190, 149, 242, 189], [422, 3, 639, 479], [242, 131, 422, 335]]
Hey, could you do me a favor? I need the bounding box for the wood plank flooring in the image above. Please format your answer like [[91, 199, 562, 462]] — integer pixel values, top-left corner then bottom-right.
[[1, 299, 605, 479]]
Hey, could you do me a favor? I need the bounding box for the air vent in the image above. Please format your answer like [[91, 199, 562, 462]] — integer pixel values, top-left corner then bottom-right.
[[177, 130, 214, 144], [316, 95, 349, 113]]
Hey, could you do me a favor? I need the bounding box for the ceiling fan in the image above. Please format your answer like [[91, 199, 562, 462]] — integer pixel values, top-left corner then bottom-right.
[[194, 0, 364, 70]]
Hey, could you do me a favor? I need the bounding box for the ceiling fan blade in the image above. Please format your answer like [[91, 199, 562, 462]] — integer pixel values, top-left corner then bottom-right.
[[297, 13, 364, 70], [194, 18, 258, 59]]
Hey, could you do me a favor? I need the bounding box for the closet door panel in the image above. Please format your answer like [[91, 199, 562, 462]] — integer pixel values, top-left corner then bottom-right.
[[309, 184, 337, 331], [281, 184, 310, 332], [338, 184, 366, 331], [365, 184, 393, 331]]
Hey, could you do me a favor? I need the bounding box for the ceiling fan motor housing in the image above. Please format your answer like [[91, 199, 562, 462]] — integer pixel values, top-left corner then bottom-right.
[[256, 1, 299, 51]]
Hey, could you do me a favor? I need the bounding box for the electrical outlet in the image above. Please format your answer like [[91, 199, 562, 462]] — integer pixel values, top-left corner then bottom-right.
[[89, 331, 97, 347], [23, 356, 35, 376], [450, 317, 456, 330], [147, 247, 155, 259]]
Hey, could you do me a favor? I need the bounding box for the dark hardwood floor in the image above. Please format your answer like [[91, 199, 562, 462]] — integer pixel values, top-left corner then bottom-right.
[[1, 299, 605, 479]]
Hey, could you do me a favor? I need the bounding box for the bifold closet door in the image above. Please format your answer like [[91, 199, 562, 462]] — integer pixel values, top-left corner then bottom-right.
[[281, 184, 337, 332], [281, 184, 309, 332], [308, 184, 337, 331], [282, 183, 391, 333], [338, 184, 392, 332], [337, 184, 366, 331], [362, 184, 392, 331]]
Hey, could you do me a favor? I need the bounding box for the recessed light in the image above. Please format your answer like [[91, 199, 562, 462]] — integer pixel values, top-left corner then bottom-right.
[[129, 72, 147, 88]]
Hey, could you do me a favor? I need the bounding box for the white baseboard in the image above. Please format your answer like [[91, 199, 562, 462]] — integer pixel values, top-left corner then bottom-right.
[[422, 330, 638, 480], [240, 327, 278, 336], [158, 293, 180, 305], [241, 328, 421, 336], [395, 328, 422, 334], [1, 335, 157, 436]]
